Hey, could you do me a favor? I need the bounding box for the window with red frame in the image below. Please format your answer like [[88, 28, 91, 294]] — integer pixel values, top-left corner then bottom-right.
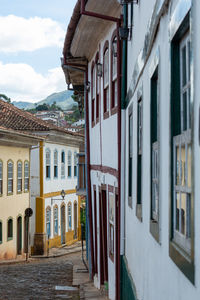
[[103, 48, 109, 114], [91, 64, 95, 124], [111, 36, 117, 109], [96, 56, 100, 121]]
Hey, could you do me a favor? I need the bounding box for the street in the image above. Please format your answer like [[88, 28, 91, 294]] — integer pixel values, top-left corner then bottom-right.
[[0, 255, 79, 300]]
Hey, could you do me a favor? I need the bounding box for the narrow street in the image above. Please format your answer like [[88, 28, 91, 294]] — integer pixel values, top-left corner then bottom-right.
[[0, 255, 79, 300]]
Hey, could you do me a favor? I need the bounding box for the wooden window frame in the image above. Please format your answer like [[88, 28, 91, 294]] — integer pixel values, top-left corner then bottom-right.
[[7, 160, 13, 195], [61, 151, 65, 178], [128, 105, 133, 208], [68, 151, 72, 178], [46, 149, 51, 179], [46, 206, 51, 238], [95, 52, 100, 123], [91, 61, 95, 127], [169, 11, 194, 284], [7, 217, 13, 241], [17, 160, 23, 194], [54, 150, 58, 178], [53, 205, 58, 236], [110, 31, 118, 115], [24, 161, 29, 192], [103, 41, 109, 120]]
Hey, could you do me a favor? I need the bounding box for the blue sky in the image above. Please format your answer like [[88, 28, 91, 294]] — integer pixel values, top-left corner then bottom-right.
[[0, 0, 77, 102]]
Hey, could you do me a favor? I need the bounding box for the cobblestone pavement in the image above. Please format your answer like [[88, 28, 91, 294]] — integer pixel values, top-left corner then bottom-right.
[[0, 255, 79, 300]]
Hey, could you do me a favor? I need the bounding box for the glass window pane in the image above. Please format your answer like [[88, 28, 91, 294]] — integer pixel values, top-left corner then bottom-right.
[[187, 144, 192, 188], [176, 192, 180, 231], [181, 145, 186, 187], [181, 193, 186, 235]]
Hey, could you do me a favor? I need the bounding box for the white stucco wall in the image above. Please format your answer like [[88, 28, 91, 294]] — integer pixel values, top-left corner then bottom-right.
[[124, 0, 200, 299]]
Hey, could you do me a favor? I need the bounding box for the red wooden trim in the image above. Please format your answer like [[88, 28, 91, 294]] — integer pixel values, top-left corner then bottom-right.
[[110, 30, 118, 112], [95, 51, 100, 123], [91, 61, 95, 127], [103, 41, 110, 119], [90, 164, 118, 178]]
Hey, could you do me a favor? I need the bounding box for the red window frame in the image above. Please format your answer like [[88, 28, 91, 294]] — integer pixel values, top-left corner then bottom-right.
[[103, 41, 109, 120]]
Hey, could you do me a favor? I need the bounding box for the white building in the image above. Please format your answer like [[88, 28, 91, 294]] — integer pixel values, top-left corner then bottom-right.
[[121, 0, 200, 299], [62, 1, 122, 299]]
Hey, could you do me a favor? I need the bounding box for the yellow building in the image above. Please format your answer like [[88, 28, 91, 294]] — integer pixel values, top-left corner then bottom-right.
[[0, 99, 84, 255], [0, 126, 40, 260]]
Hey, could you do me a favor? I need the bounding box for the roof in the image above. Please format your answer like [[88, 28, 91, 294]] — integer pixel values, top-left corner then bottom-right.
[[0, 99, 83, 138]]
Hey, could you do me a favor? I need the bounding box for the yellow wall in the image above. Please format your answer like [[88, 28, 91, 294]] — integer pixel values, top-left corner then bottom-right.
[[0, 145, 30, 260]]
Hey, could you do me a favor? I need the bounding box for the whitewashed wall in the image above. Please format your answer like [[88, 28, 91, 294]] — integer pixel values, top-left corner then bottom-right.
[[124, 0, 200, 300]]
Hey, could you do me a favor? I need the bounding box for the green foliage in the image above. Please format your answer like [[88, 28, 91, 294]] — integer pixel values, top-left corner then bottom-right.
[[64, 105, 84, 124], [0, 94, 11, 103]]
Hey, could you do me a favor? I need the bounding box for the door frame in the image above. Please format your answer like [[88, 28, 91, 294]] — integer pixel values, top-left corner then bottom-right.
[[17, 215, 22, 255], [61, 203, 66, 244]]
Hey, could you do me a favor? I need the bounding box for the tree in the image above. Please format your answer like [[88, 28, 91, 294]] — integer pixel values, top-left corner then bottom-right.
[[0, 94, 11, 103]]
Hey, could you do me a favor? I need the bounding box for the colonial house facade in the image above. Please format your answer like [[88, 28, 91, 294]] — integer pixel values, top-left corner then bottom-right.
[[0, 100, 83, 256], [62, 1, 122, 299], [121, 0, 200, 300], [0, 124, 40, 260], [63, 0, 200, 300]]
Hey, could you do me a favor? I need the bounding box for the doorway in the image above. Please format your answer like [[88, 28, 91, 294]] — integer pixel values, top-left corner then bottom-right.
[[17, 216, 22, 255], [61, 205, 66, 244], [99, 187, 108, 285]]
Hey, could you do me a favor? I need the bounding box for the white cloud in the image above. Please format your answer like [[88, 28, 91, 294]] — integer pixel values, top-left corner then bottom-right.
[[0, 15, 65, 53], [0, 61, 67, 102]]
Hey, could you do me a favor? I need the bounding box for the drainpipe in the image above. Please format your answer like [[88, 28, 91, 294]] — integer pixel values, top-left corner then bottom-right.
[[62, 63, 95, 277]]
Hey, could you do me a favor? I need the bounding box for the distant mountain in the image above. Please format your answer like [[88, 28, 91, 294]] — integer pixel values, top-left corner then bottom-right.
[[12, 90, 77, 110]]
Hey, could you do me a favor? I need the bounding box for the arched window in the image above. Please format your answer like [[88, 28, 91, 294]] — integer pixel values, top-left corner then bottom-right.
[[7, 218, 13, 240], [103, 44, 109, 117], [24, 161, 29, 192], [54, 206, 58, 236], [91, 62, 95, 125], [68, 203, 72, 230], [46, 207, 51, 238], [96, 53, 100, 121], [0, 160, 3, 195], [7, 160, 13, 194], [74, 152, 77, 177], [111, 35, 118, 109], [61, 151, 65, 178], [17, 161, 22, 193], [46, 149, 51, 179], [54, 150, 58, 178], [68, 151, 72, 177], [0, 221, 2, 244]]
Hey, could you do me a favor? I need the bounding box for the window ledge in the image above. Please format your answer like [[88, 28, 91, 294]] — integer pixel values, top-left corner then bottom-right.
[[111, 106, 118, 116], [103, 111, 109, 120], [169, 241, 194, 284], [136, 204, 142, 222], [150, 219, 160, 244], [7, 237, 13, 241]]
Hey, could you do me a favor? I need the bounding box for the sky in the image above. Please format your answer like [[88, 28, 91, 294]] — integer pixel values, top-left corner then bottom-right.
[[0, 0, 77, 102]]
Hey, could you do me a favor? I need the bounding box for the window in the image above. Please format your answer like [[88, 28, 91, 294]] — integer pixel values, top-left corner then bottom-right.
[[136, 98, 142, 220], [91, 63, 95, 125], [61, 151, 65, 178], [46, 149, 51, 179], [74, 152, 77, 177], [46, 207, 51, 238], [7, 218, 13, 240], [24, 161, 29, 192], [172, 32, 191, 254], [109, 192, 115, 261], [103, 45, 109, 118], [111, 35, 117, 110], [0, 221, 2, 244], [0, 161, 3, 195], [54, 206, 58, 236], [68, 151, 72, 177], [17, 161, 22, 193], [7, 160, 13, 194], [68, 203, 72, 230], [151, 67, 159, 223], [96, 53, 100, 121], [54, 150, 58, 178], [128, 106, 133, 208]]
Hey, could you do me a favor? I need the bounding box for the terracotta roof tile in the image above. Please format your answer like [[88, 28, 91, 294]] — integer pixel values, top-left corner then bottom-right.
[[0, 99, 83, 137]]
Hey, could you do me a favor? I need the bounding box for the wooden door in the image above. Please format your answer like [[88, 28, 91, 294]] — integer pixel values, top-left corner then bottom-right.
[[61, 205, 65, 244], [94, 189, 98, 274], [17, 216, 22, 255]]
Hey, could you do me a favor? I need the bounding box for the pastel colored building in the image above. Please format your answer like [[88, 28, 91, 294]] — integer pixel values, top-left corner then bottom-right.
[[0, 100, 84, 256], [0, 124, 40, 260]]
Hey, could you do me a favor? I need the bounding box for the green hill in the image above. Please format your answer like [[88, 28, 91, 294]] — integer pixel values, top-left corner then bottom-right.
[[12, 90, 77, 111]]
